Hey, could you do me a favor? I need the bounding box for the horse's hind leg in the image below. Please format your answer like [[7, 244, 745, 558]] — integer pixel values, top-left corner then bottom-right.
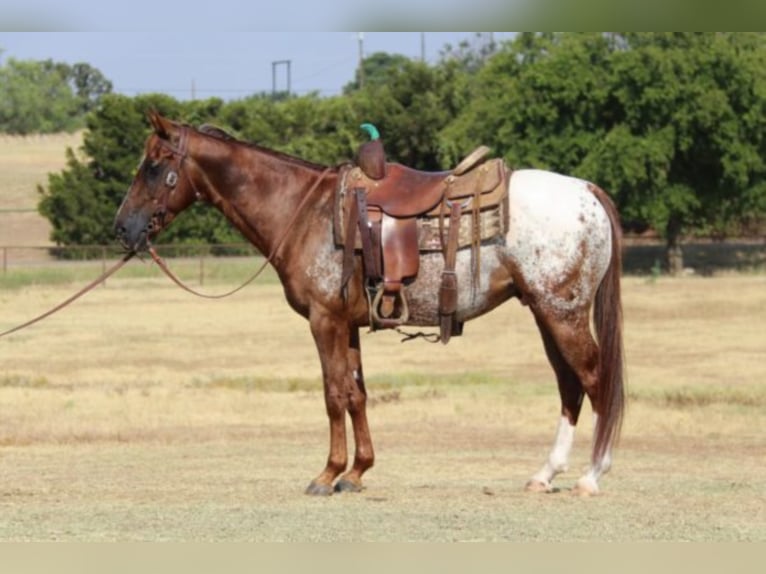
[[527, 310, 613, 496], [525, 315, 585, 493]]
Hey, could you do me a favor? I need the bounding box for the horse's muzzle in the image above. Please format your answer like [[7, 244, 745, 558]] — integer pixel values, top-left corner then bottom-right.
[[114, 211, 153, 252]]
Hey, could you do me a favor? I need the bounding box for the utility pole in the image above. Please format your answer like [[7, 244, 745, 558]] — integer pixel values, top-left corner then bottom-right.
[[191, 78, 196, 101], [357, 32, 365, 89], [271, 60, 292, 97], [420, 32, 426, 62]]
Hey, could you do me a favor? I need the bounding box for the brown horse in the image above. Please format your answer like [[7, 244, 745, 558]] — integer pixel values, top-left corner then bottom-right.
[[115, 111, 624, 496]]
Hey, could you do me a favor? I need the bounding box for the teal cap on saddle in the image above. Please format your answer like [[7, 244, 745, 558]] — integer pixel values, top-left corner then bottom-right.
[[360, 123, 380, 141]]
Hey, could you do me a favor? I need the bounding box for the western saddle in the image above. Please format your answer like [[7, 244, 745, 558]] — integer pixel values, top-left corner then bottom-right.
[[336, 146, 510, 343]]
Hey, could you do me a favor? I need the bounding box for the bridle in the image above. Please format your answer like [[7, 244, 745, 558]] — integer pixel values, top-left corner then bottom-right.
[[147, 126, 204, 235], [145, 125, 333, 299], [1, 126, 332, 336]]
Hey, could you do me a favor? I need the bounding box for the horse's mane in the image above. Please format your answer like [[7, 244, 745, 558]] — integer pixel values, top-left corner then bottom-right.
[[197, 123, 331, 171]]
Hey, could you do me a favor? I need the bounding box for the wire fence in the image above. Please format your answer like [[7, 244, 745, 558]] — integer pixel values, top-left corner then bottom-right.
[[1, 239, 765, 283], [0, 243, 266, 288]]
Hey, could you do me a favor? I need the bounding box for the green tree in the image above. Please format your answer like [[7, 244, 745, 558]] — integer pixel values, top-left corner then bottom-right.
[[343, 52, 412, 93], [38, 93, 241, 253], [69, 62, 113, 115], [582, 33, 766, 273], [443, 32, 766, 273], [348, 57, 474, 170], [218, 93, 357, 164], [0, 58, 112, 134]]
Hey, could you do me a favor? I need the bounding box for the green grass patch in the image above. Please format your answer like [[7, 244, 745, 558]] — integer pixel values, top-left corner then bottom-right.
[[0, 255, 280, 290]]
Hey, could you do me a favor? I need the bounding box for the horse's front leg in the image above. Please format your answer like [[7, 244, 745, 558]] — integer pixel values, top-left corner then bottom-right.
[[334, 326, 374, 493], [305, 314, 374, 495]]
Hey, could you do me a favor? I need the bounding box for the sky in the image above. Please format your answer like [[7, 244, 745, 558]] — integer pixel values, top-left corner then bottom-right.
[[0, 32, 514, 100]]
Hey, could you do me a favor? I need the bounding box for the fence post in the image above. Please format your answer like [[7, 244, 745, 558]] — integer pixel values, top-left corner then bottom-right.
[[199, 247, 205, 286], [102, 246, 107, 287]]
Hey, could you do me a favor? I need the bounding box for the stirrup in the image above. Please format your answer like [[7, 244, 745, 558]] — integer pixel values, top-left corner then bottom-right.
[[371, 287, 410, 327]]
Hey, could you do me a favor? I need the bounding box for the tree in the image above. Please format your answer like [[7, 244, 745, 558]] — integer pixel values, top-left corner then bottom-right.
[[69, 62, 113, 115], [0, 58, 112, 134], [347, 57, 475, 170], [38, 93, 242, 253], [582, 33, 766, 273], [343, 52, 412, 94], [217, 93, 357, 165], [442, 32, 766, 273]]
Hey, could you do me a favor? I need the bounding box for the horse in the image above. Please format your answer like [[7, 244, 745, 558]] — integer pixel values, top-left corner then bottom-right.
[[114, 111, 625, 497]]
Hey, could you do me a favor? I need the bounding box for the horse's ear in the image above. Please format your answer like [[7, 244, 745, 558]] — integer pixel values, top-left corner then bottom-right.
[[147, 108, 172, 139]]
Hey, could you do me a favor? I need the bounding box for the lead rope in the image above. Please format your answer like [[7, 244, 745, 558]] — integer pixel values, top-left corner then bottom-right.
[[0, 252, 134, 339], [149, 167, 331, 299], [0, 167, 331, 336]]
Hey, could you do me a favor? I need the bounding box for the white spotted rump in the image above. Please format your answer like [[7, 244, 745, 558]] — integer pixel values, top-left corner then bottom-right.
[[505, 169, 612, 314]]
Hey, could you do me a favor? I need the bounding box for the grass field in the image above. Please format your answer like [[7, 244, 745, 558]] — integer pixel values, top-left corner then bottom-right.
[[0, 133, 765, 541], [0, 271, 764, 541], [0, 132, 83, 250]]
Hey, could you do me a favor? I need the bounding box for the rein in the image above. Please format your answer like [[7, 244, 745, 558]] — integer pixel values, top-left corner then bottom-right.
[[0, 252, 134, 339], [1, 140, 331, 337], [148, 166, 332, 299]]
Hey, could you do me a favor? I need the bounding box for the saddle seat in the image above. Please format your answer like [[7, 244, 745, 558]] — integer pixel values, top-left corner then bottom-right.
[[363, 145, 493, 217], [338, 146, 509, 343]]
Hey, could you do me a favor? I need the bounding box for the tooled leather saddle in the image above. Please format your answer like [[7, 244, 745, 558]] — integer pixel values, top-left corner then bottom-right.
[[335, 146, 510, 343]]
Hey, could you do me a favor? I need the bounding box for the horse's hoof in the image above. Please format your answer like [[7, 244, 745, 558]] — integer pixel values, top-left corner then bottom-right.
[[305, 481, 334, 496], [334, 479, 364, 493], [524, 479, 553, 493], [572, 477, 599, 497]]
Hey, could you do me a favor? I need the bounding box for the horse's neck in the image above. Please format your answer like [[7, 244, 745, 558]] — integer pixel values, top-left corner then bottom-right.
[[197, 147, 333, 260]]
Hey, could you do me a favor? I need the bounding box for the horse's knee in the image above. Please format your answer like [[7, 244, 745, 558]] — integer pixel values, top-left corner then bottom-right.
[[324, 390, 347, 418], [347, 389, 367, 414]]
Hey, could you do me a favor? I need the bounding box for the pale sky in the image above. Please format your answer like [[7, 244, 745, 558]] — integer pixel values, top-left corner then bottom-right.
[[0, 32, 513, 100]]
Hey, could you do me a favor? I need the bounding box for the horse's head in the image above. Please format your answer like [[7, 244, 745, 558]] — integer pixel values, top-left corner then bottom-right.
[[114, 111, 200, 252]]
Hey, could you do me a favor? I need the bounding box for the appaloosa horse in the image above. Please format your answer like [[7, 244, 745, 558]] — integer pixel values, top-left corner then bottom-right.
[[115, 111, 624, 496]]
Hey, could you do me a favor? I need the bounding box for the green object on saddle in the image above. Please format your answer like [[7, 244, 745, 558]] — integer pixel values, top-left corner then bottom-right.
[[357, 123, 386, 181], [360, 123, 380, 141]]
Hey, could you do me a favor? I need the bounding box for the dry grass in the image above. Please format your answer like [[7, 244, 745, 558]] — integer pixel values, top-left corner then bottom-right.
[[0, 272, 764, 541], [0, 132, 764, 541], [0, 132, 82, 249]]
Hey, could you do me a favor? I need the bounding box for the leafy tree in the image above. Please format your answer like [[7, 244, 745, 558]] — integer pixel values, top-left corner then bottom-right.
[[38, 93, 242, 253], [443, 32, 766, 273], [347, 57, 473, 170], [439, 32, 500, 73], [0, 58, 112, 134], [582, 33, 766, 273], [343, 52, 412, 94], [69, 62, 113, 115], [219, 93, 356, 164]]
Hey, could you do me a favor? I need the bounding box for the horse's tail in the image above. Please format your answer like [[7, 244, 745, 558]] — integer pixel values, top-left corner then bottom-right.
[[590, 185, 626, 464]]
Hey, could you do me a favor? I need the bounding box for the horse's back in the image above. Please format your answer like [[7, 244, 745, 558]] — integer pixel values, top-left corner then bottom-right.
[[505, 169, 613, 311]]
